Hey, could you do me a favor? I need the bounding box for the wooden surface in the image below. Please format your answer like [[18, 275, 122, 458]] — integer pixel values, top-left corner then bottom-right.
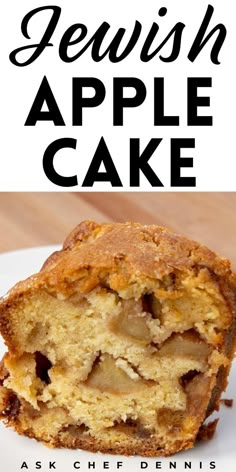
[[0, 192, 235, 269]]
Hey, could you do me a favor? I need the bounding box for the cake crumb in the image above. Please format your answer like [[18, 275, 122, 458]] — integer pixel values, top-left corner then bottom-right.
[[197, 419, 219, 441], [220, 398, 233, 408]]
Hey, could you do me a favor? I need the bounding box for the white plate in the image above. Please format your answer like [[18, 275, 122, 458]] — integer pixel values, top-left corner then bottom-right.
[[0, 246, 235, 472]]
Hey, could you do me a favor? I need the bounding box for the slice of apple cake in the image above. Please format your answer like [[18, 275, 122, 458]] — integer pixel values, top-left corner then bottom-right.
[[0, 221, 235, 456]]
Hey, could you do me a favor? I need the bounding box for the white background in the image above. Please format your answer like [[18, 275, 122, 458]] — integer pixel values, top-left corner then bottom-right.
[[0, 0, 235, 191]]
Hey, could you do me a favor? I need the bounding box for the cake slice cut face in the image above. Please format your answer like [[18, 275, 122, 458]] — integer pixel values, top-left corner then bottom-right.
[[0, 221, 236, 456]]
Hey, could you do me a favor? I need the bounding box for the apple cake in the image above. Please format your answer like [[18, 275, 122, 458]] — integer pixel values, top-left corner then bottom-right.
[[0, 221, 235, 456]]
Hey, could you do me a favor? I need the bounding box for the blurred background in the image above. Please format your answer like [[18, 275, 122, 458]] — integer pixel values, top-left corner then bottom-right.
[[0, 192, 235, 269]]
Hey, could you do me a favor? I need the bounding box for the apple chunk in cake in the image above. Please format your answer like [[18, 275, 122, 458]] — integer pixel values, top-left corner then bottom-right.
[[0, 221, 236, 456]]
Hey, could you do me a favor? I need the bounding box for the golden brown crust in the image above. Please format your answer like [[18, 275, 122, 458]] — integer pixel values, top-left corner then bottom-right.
[[2, 220, 234, 295]]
